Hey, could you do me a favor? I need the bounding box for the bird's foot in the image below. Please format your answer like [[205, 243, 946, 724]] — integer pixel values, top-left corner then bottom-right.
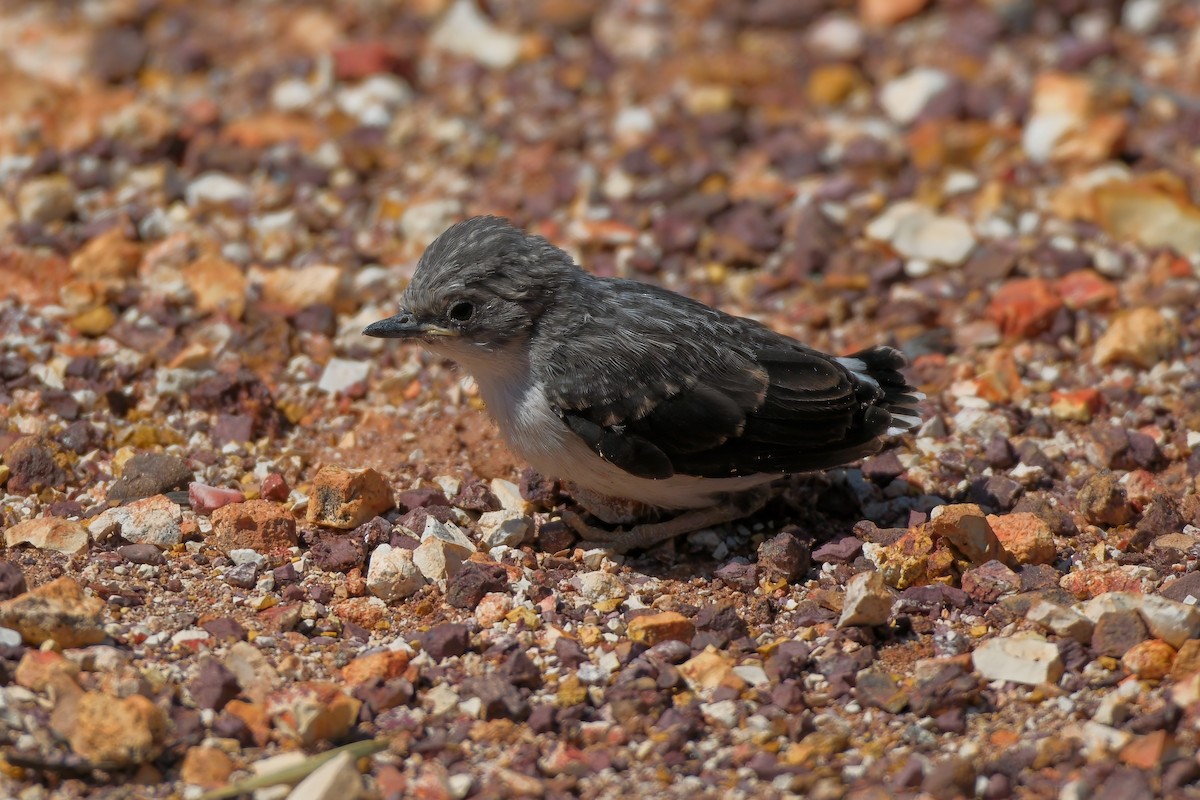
[[563, 489, 771, 553]]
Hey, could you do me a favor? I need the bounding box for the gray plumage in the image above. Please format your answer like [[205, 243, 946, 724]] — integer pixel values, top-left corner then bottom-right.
[[364, 215, 921, 512]]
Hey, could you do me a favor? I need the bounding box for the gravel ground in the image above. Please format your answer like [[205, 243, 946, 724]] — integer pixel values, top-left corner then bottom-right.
[[2, 1, 1200, 798]]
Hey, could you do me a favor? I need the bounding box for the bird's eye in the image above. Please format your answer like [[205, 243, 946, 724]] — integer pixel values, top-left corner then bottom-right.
[[448, 301, 474, 322]]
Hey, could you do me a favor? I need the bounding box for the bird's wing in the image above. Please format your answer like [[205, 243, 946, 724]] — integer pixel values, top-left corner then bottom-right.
[[539, 282, 910, 479]]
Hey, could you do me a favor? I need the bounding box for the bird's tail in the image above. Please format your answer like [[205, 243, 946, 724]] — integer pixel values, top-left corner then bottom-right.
[[837, 346, 924, 436]]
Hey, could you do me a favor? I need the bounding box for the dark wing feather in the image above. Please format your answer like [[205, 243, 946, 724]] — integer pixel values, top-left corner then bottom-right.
[[539, 279, 915, 480]]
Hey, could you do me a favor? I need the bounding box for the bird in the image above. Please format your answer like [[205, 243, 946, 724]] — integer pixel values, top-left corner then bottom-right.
[[364, 215, 922, 551]]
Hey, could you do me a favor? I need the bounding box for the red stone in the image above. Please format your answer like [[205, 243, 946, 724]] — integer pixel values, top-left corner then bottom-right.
[[986, 278, 1063, 339]]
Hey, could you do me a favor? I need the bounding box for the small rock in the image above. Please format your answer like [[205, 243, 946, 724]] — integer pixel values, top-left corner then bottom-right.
[[117, 544, 166, 566], [866, 202, 975, 266], [317, 358, 371, 396], [1136, 594, 1200, 648], [5, 517, 89, 554], [341, 649, 410, 687], [261, 473, 290, 502], [69, 692, 167, 766], [366, 544, 426, 602], [1122, 639, 1175, 680], [474, 592, 513, 626], [3, 436, 69, 495], [186, 173, 251, 210], [1093, 610, 1148, 657], [879, 68, 952, 125], [430, 0, 521, 69], [180, 745, 235, 789], [490, 478, 531, 514], [412, 536, 470, 583], [838, 570, 894, 627], [1027, 601, 1094, 643], [576, 571, 628, 604], [15, 650, 80, 692], [108, 453, 193, 503], [88, 494, 183, 548], [256, 264, 343, 309], [307, 466, 394, 529], [1094, 308, 1179, 369], [860, 0, 929, 27], [972, 635, 1064, 686], [0, 560, 27, 601], [287, 750, 363, 800], [961, 560, 1020, 603], [477, 510, 533, 548], [986, 278, 1063, 339], [184, 255, 247, 319], [0, 576, 105, 647], [309, 531, 366, 573], [268, 682, 361, 746], [210, 500, 298, 554], [1078, 472, 1135, 527], [17, 174, 74, 224], [189, 483, 246, 516], [189, 658, 241, 711], [628, 611, 696, 645], [446, 561, 509, 609], [678, 647, 736, 692], [928, 504, 1007, 565], [224, 563, 258, 589], [988, 513, 1056, 566], [421, 623, 471, 661], [758, 529, 812, 582]]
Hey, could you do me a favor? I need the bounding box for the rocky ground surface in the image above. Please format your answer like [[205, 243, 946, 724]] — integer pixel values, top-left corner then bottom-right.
[[2, 0, 1200, 798]]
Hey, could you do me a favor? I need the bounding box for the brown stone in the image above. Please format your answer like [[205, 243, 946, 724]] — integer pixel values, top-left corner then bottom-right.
[[306, 466, 394, 529], [1171, 639, 1200, 678], [267, 681, 361, 746], [68, 693, 168, 767], [210, 500, 298, 554], [69, 226, 141, 281], [1092, 611, 1148, 658], [859, 0, 929, 26], [3, 436, 70, 495], [180, 745, 235, 789], [5, 517, 89, 554], [986, 278, 1063, 339], [628, 611, 697, 645], [1094, 308, 1179, 369], [929, 504, 1007, 566], [184, 255, 247, 319], [0, 576, 106, 647], [341, 649, 411, 687], [1078, 472, 1135, 527], [1121, 639, 1175, 680], [988, 513, 1056, 566], [15, 650, 80, 692]]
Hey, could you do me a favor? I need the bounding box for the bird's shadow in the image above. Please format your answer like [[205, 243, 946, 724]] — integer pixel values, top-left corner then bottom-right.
[[615, 469, 949, 580]]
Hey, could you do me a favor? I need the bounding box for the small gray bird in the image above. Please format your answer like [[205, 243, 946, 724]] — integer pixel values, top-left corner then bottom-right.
[[365, 216, 921, 551]]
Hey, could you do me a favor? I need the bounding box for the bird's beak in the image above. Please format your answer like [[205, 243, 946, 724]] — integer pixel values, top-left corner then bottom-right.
[[363, 310, 456, 339]]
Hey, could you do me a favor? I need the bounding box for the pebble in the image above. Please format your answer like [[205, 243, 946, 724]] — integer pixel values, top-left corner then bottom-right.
[[17, 174, 74, 224], [429, 0, 522, 69], [928, 504, 1007, 566], [421, 623, 471, 661], [89, 494, 184, 548], [0, 560, 28, 601], [628, 611, 696, 645], [211, 499, 298, 554], [189, 482, 246, 516], [972, 635, 1064, 686], [867, 202, 975, 266], [180, 745, 235, 789], [5, 517, 89, 554], [879, 68, 952, 125], [317, 358, 371, 395], [757, 529, 812, 582], [108, 453, 193, 503], [256, 264, 343, 309], [287, 751, 363, 800], [186, 173, 252, 210], [987, 513, 1055, 566], [269, 682, 361, 746], [1026, 600, 1094, 643], [838, 570, 894, 627], [366, 544, 426, 602], [474, 592, 513, 626], [1121, 639, 1175, 680], [306, 466, 394, 529], [1093, 308, 1179, 369], [985, 278, 1064, 339], [68, 692, 167, 766], [489, 478, 530, 514], [477, 509, 533, 549], [576, 571, 628, 603], [0, 576, 106, 647], [3, 436, 69, 494], [807, 14, 864, 59], [337, 75, 412, 126], [1092, 610, 1148, 658], [1077, 472, 1135, 527], [413, 537, 470, 582]]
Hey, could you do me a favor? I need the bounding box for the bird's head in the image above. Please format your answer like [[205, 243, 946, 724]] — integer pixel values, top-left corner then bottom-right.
[[364, 216, 578, 356]]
